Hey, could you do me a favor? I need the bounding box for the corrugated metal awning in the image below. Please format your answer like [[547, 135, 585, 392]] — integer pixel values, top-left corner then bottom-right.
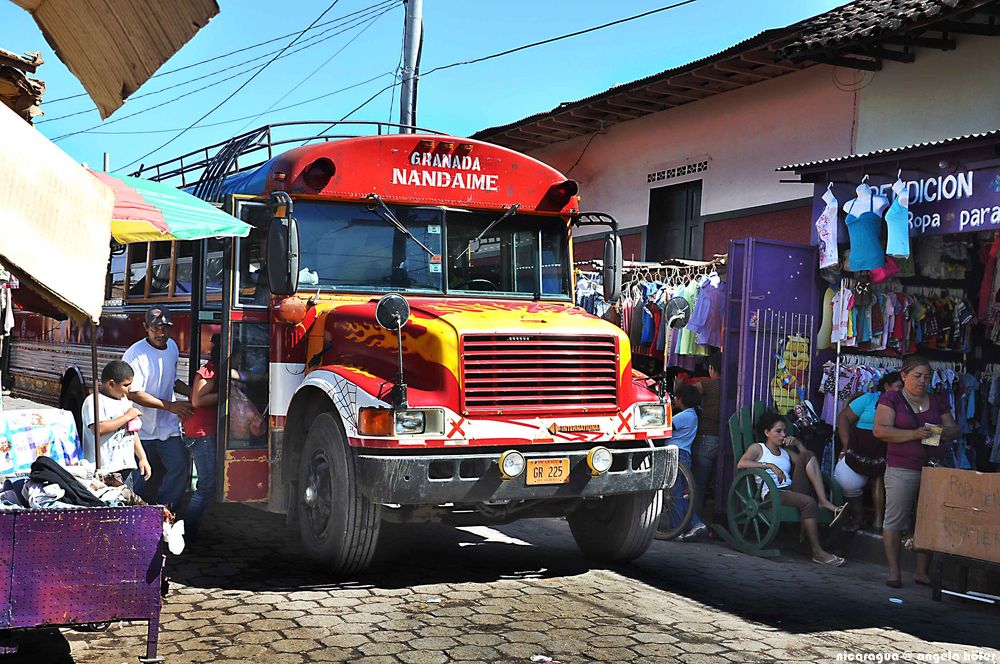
[[11, 0, 219, 119]]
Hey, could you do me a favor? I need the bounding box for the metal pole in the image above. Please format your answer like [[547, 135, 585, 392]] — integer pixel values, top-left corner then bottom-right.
[[103, 152, 110, 172], [91, 321, 101, 471], [398, 0, 423, 132]]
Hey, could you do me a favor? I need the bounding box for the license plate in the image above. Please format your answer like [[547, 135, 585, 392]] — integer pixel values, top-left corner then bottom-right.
[[526, 458, 570, 485]]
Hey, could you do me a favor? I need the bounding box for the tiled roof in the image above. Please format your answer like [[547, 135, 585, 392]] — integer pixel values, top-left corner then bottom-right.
[[473, 0, 1000, 150], [777, 129, 1000, 172], [777, 0, 995, 60]]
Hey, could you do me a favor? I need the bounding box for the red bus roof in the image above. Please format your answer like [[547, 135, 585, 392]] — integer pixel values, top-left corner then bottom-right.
[[217, 133, 579, 215]]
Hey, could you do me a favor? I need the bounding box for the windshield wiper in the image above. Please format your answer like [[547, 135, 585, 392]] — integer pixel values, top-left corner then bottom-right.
[[365, 193, 435, 256], [456, 204, 520, 261]]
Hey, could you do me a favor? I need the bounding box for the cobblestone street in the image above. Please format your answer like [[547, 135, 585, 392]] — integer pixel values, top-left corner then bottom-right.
[[7, 503, 998, 664]]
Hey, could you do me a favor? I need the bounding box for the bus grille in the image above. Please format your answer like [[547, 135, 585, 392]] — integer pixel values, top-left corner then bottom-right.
[[460, 334, 619, 414]]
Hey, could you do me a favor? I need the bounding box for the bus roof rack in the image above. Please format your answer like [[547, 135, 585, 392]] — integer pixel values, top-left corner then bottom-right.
[[130, 121, 447, 200]]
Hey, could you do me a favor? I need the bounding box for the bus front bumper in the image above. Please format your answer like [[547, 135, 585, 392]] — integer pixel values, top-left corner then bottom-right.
[[355, 442, 678, 505]]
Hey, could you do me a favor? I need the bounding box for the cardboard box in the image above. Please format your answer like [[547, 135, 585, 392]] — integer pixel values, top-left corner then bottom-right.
[[914, 467, 1000, 565]]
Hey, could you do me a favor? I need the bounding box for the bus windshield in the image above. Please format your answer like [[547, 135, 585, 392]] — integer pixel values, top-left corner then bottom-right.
[[295, 202, 444, 293], [294, 202, 571, 298], [445, 210, 570, 298]]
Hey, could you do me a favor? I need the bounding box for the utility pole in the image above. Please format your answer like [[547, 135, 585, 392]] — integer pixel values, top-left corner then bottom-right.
[[398, 0, 422, 133]]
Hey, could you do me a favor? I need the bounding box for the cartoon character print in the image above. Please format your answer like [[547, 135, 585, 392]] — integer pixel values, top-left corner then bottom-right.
[[770, 335, 810, 415]]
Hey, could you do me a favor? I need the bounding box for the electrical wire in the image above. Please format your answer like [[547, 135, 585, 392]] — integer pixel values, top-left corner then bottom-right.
[[112, 1, 346, 173], [74, 72, 395, 136], [43, 0, 401, 105], [38, 0, 397, 124], [419, 0, 699, 80], [231, 4, 396, 135]]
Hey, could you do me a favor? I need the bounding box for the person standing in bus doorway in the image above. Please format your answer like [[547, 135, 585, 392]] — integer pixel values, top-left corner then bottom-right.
[[182, 334, 224, 543], [123, 307, 194, 510]]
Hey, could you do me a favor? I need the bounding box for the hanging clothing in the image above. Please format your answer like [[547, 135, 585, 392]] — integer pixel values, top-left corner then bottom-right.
[[845, 199, 886, 271], [815, 188, 840, 269], [884, 179, 911, 257]]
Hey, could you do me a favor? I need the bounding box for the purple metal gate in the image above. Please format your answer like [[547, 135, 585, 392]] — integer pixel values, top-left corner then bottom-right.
[[0, 505, 165, 662], [717, 237, 822, 510]]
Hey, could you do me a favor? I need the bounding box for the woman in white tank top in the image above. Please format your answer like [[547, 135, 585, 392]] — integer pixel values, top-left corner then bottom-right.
[[737, 412, 846, 566]]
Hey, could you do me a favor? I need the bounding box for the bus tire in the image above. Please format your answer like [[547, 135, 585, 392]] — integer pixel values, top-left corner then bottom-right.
[[297, 412, 381, 576], [567, 490, 662, 563]]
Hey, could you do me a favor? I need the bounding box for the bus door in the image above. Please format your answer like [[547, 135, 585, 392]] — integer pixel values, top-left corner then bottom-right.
[[194, 198, 271, 502]]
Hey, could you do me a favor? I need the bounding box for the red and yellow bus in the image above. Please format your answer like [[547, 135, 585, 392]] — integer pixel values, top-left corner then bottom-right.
[[12, 122, 676, 574]]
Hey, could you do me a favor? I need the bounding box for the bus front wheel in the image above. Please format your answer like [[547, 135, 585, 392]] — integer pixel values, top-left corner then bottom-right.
[[567, 490, 662, 562], [297, 413, 381, 576]]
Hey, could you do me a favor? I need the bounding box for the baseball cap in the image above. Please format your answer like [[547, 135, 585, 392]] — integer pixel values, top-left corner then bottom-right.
[[144, 307, 174, 327]]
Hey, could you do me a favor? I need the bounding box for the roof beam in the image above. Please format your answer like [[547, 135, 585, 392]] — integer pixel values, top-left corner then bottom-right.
[[627, 90, 680, 108], [569, 108, 615, 123], [603, 97, 667, 113], [504, 130, 552, 147], [643, 83, 709, 100], [689, 70, 747, 88], [881, 33, 956, 50], [939, 20, 1000, 36], [740, 53, 802, 72], [543, 115, 600, 131], [846, 46, 915, 63], [589, 102, 644, 119], [811, 54, 882, 71], [515, 125, 574, 140], [713, 63, 772, 80]]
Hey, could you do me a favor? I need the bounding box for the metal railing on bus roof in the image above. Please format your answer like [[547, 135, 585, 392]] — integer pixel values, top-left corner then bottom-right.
[[129, 121, 448, 200]]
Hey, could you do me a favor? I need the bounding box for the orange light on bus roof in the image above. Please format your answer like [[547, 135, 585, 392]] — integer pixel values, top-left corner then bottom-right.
[[417, 139, 436, 151], [456, 143, 474, 154]]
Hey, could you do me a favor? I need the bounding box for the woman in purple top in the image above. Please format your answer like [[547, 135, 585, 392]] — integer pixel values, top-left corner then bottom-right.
[[873, 355, 959, 588]]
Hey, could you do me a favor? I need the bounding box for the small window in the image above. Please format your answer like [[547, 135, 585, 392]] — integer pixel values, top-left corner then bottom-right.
[[204, 238, 226, 300], [175, 242, 194, 297], [128, 243, 148, 298], [238, 228, 269, 306], [149, 243, 172, 296], [106, 246, 127, 302]]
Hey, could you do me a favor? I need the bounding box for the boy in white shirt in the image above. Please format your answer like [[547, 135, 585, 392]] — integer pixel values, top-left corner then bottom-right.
[[81, 360, 152, 489]]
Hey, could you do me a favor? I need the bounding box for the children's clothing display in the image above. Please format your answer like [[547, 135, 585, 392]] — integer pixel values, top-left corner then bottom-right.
[[815, 188, 839, 269]]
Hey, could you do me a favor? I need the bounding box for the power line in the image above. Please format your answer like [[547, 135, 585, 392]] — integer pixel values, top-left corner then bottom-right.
[[232, 4, 395, 135], [43, 0, 401, 105], [61, 72, 395, 137], [312, 79, 402, 141], [421, 0, 700, 79], [39, 0, 398, 124], [113, 1, 347, 173]]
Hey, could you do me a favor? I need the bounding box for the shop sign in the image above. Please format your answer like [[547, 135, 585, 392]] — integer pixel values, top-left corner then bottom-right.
[[814, 166, 1000, 237]]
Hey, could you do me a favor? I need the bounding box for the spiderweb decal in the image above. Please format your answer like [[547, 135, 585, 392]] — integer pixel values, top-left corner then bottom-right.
[[331, 374, 359, 431]]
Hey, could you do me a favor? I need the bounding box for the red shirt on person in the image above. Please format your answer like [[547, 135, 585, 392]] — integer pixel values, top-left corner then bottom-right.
[[183, 361, 218, 438]]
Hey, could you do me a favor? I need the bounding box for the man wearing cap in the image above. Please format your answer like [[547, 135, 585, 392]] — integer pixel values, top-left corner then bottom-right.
[[123, 307, 194, 510]]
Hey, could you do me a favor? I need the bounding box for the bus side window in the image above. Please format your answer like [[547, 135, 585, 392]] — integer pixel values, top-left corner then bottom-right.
[[238, 227, 268, 306], [204, 238, 225, 301], [175, 242, 194, 296], [149, 242, 173, 296], [106, 246, 127, 303], [128, 243, 149, 299]]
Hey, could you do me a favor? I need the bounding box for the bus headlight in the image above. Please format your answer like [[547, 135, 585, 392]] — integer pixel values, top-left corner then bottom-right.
[[394, 410, 426, 435], [498, 450, 526, 480], [586, 446, 613, 475], [635, 403, 666, 428]]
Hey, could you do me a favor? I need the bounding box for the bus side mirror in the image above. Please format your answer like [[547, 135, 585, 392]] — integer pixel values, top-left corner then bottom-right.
[[602, 234, 622, 303], [267, 215, 300, 296]]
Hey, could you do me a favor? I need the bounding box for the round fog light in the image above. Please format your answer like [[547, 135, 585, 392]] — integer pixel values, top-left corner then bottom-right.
[[498, 450, 526, 480], [587, 446, 613, 475]]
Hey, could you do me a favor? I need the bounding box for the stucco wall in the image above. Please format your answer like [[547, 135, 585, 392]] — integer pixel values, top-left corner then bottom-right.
[[526, 65, 856, 236], [855, 36, 1000, 153]]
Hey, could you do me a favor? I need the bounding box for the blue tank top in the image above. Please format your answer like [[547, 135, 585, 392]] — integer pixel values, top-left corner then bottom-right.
[[845, 198, 885, 271]]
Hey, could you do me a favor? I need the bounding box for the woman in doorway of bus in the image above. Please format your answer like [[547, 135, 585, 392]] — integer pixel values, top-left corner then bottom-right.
[[737, 412, 846, 566], [873, 355, 959, 588], [183, 334, 227, 542], [834, 371, 902, 532]]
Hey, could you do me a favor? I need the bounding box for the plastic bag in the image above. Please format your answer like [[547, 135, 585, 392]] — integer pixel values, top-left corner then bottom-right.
[[231, 385, 266, 439]]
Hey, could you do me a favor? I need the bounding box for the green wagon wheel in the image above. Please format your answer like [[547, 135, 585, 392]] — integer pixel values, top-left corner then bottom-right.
[[726, 469, 781, 551]]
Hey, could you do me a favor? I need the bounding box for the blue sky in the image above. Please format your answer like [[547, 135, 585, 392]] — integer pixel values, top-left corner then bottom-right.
[[1, 0, 844, 171]]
